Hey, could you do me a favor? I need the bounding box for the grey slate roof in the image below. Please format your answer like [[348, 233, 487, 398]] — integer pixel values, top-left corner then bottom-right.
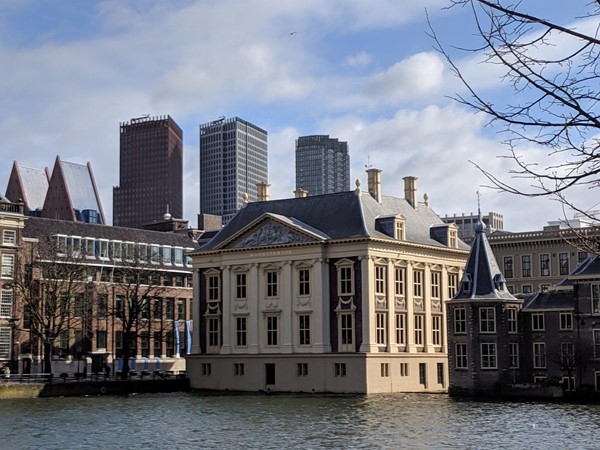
[[18, 165, 49, 211], [61, 161, 101, 213], [24, 217, 195, 248], [199, 190, 470, 251], [451, 218, 517, 301], [522, 290, 574, 311]]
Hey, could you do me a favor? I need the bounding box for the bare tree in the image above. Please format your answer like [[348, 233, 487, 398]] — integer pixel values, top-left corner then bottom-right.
[[102, 251, 168, 380], [430, 1, 600, 225], [12, 237, 89, 374]]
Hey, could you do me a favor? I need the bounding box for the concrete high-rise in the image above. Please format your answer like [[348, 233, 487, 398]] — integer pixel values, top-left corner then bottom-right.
[[199, 117, 268, 224], [295, 135, 350, 196], [113, 115, 183, 228]]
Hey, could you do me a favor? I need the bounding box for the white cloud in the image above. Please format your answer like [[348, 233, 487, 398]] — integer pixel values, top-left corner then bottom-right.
[[364, 52, 445, 104], [345, 51, 372, 68]]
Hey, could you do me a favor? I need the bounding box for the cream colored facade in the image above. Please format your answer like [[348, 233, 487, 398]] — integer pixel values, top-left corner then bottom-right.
[[187, 175, 468, 393]]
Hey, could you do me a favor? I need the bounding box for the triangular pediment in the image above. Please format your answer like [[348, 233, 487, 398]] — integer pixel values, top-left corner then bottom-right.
[[217, 214, 327, 250]]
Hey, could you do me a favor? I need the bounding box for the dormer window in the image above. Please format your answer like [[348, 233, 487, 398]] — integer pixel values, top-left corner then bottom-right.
[[461, 273, 472, 293], [493, 274, 506, 291], [394, 217, 405, 240], [449, 225, 458, 248]]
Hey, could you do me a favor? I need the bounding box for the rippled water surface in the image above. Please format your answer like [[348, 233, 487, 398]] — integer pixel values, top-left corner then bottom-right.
[[1, 393, 599, 449]]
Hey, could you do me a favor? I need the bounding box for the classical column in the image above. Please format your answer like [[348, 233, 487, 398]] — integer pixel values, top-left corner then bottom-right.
[[359, 256, 378, 352], [386, 259, 395, 352], [280, 261, 293, 353], [191, 268, 202, 354], [313, 257, 331, 353], [406, 262, 416, 353], [424, 263, 435, 353], [248, 263, 260, 354], [441, 265, 449, 354], [220, 265, 232, 354]]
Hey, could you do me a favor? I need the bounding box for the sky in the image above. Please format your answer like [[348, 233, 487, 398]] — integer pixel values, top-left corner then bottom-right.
[[0, 0, 595, 232]]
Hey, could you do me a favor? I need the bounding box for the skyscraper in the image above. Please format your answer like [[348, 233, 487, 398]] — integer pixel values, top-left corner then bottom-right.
[[199, 117, 268, 224], [295, 135, 350, 196], [113, 115, 183, 228]]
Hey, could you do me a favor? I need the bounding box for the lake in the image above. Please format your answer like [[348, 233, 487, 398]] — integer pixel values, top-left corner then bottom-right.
[[1, 393, 598, 449]]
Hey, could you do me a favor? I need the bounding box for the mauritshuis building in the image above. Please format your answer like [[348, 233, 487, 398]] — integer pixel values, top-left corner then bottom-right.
[[295, 135, 350, 196], [187, 170, 469, 394], [199, 117, 268, 225], [113, 115, 183, 229]]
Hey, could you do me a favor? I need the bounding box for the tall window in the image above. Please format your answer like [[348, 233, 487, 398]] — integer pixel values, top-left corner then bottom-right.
[[3, 230, 16, 245], [454, 308, 467, 334], [395, 313, 406, 345], [533, 342, 546, 368], [338, 264, 354, 296], [375, 266, 386, 295], [266, 271, 279, 298], [455, 343, 467, 369], [448, 273, 458, 298], [267, 315, 278, 346], [559, 253, 570, 276], [207, 317, 220, 352], [481, 343, 497, 369], [395, 267, 405, 296], [165, 298, 174, 320], [0, 327, 10, 359], [0, 290, 13, 318], [1, 255, 14, 278], [299, 314, 310, 346], [395, 219, 405, 240], [521, 255, 532, 277], [594, 330, 600, 358], [431, 272, 441, 299], [561, 342, 575, 367], [298, 269, 310, 296], [153, 298, 162, 320], [540, 254, 550, 277], [432, 315, 442, 346], [413, 270, 424, 298], [177, 298, 186, 320], [592, 285, 600, 314], [236, 273, 247, 300], [578, 252, 588, 264], [509, 343, 519, 368], [560, 312, 573, 330], [503, 256, 514, 278], [207, 275, 220, 301], [507, 307, 518, 333], [532, 313, 545, 331], [479, 307, 496, 333], [376, 312, 387, 345], [449, 229, 458, 248], [115, 296, 124, 319], [96, 330, 107, 350], [339, 313, 354, 352], [414, 315, 424, 346], [236, 317, 247, 347]]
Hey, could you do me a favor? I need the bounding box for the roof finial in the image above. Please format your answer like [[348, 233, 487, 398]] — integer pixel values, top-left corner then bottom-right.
[[475, 190, 486, 233]]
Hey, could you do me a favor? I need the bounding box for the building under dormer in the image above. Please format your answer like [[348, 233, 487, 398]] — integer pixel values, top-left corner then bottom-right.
[[187, 170, 469, 394], [5, 156, 105, 224], [446, 215, 523, 396]]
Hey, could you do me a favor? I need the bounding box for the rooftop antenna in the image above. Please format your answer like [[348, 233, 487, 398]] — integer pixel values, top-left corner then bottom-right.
[[365, 155, 373, 169], [476, 189, 481, 217]]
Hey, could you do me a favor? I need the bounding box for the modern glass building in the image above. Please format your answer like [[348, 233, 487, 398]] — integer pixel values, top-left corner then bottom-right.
[[199, 117, 268, 224], [113, 115, 183, 228], [295, 135, 350, 196]]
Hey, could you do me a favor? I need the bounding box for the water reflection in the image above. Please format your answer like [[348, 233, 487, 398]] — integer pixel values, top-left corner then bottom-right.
[[1, 393, 599, 449]]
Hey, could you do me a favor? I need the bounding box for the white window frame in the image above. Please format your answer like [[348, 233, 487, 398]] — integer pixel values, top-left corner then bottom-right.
[[206, 317, 220, 353], [479, 307, 496, 333], [375, 266, 386, 295], [338, 312, 354, 352], [432, 315, 442, 346], [336, 260, 354, 296], [0, 290, 12, 318], [266, 270, 279, 298], [455, 343, 468, 369], [507, 307, 518, 333], [431, 272, 441, 300], [413, 269, 424, 298], [533, 342, 546, 368], [481, 343, 497, 369], [509, 342, 519, 368], [395, 313, 406, 346], [532, 313, 545, 331], [0, 327, 10, 359], [298, 314, 310, 346], [298, 268, 310, 297], [559, 312, 573, 331], [376, 312, 387, 345], [394, 267, 405, 297], [414, 314, 424, 346], [266, 315, 279, 346], [454, 307, 467, 334], [1, 254, 15, 278], [2, 230, 16, 245]]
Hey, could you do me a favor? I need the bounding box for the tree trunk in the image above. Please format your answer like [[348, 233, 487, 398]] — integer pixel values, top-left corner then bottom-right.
[[43, 343, 52, 375], [120, 335, 131, 380]]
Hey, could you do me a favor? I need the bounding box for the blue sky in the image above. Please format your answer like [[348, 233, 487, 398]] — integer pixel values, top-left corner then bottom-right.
[[0, 0, 593, 231]]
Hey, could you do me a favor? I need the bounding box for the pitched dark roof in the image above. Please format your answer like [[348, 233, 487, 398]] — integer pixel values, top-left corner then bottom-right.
[[522, 290, 574, 311], [24, 217, 195, 248], [451, 218, 517, 301], [198, 190, 470, 251]]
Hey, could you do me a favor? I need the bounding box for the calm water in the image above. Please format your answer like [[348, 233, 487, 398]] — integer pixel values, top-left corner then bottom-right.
[[1, 393, 599, 449]]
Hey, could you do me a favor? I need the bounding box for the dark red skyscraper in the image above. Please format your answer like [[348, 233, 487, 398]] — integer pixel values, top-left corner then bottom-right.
[[113, 115, 183, 228]]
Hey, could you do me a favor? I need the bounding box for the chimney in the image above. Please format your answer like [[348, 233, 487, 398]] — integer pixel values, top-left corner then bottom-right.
[[293, 188, 308, 198], [366, 168, 382, 203], [403, 176, 418, 208], [256, 182, 270, 202]]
